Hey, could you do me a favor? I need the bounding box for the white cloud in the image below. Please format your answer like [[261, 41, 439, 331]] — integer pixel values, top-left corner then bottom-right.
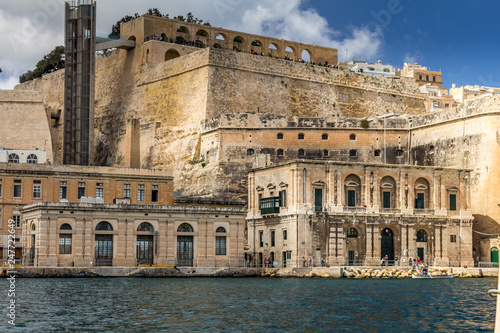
[[404, 53, 417, 64], [0, 0, 384, 89]]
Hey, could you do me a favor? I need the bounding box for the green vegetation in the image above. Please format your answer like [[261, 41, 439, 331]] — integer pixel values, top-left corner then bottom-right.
[[19, 46, 64, 83], [111, 10, 210, 36]]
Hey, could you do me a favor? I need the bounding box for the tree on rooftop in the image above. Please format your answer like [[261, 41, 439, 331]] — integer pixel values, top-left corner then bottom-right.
[[19, 46, 65, 83]]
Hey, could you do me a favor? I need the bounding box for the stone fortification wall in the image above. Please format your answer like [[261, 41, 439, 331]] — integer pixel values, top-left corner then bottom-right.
[[410, 96, 500, 258], [0, 90, 53, 161], [14, 46, 425, 202], [206, 48, 425, 118]]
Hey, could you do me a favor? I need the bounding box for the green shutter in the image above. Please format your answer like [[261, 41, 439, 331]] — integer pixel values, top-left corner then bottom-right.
[[315, 189, 323, 212], [450, 194, 457, 211], [348, 190, 356, 207], [383, 191, 391, 208]]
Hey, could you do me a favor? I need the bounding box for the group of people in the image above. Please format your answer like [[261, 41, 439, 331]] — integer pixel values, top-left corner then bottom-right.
[[263, 257, 273, 267], [380, 255, 400, 266], [301, 256, 326, 267], [144, 34, 205, 48]]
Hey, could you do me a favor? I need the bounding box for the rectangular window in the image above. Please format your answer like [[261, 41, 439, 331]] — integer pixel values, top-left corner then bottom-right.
[[383, 191, 391, 208], [271, 230, 275, 247], [279, 190, 286, 207], [13, 180, 22, 198], [315, 188, 323, 212], [78, 182, 85, 186], [0, 183, 2, 197], [450, 235, 456, 243], [259, 231, 264, 247], [151, 189, 159, 202], [215, 236, 226, 255], [96, 188, 103, 198], [96, 183, 103, 187], [138, 184, 145, 188], [124, 184, 131, 188], [33, 184, 41, 198], [138, 189, 145, 201], [283, 229, 287, 241], [426, 75, 429, 81], [59, 186, 67, 200], [77, 187, 85, 199], [59, 234, 72, 254], [347, 190, 356, 207], [124, 189, 131, 198], [13, 215, 21, 228], [415, 193, 425, 209], [450, 194, 457, 211]]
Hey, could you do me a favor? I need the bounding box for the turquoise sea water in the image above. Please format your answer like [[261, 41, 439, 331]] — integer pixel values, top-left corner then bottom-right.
[[1, 277, 497, 332]]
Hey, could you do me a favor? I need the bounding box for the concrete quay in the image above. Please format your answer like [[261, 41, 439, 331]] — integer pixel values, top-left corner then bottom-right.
[[1, 266, 497, 278]]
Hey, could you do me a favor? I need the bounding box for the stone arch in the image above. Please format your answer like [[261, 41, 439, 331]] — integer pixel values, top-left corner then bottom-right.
[[165, 49, 181, 61], [250, 40, 263, 54], [301, 49, 311, 62], [380, 176, 397, 209], [233, 36, 245, 51], [268, 43, 279, 57], [176, 26, 190, 34], [128, 36, 136, 41], [414, 177, 430, 209], [161, 33, 167, 41], [195, 40, 204, 48], [285, 46, 296, 60], [214, 33, 226, 48], [344, 174, 362, 207], [196, 29, 209, 37], [175, 36, 186, 44]]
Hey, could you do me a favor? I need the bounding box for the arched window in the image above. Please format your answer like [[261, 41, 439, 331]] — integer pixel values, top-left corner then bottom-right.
[[298, 149, 305, 157], [381, 228, 393, 237], [349, 149, 357, 157], [350, 134, 356, 140], [177, 26, 189, 34], [277, 133, 284, 140], [96, 221, 113, 231], [322, 134, 328, 140], [137, 222, 154, 232], [216, 227, 226, 233], [8, 153, 19, 163], [177, 223, 193, 232], [27, 154, 38, 164], [165, 49, 180, 61], [277, 149, 284, 156], [416, 229, 427, 242], [346, 228, 358, 238], [301, 49, 311, 62], [298, 133, 305, 140], [247, 149, 255, 156], [59, 223, 72, 254]]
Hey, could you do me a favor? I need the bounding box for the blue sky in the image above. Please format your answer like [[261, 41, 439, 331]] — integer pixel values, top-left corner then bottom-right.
[[307, 0, 496, 88], [0, 0, 498, 89]]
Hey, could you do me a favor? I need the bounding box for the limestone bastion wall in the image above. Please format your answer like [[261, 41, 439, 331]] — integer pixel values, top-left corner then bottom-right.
[[0, 90, 53, 161], [205, 48, 426, 119], [14, 46, 426, 202], [410, 95, 500, 246]]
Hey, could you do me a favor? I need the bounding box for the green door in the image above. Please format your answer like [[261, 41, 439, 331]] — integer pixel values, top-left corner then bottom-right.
[[315, 189, 323, 212], [348, 251, 355, 266], [492, 247, 499, 268], [381, 228, 394, 260], [415, 193, 425, 209], [417, 247, 424, 262], [383, 191, 391, 208], [347, 190, 356, 207]]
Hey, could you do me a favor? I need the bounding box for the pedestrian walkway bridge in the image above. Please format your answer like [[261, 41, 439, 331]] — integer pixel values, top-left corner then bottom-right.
[[96, 33, 135, 51]]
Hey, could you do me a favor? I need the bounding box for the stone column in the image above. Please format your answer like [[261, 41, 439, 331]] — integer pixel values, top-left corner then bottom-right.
[[115, 218, 128, 266], [47, 217, 58, 266], [166, 220, 175, 265], [83, 218, 93, 263]]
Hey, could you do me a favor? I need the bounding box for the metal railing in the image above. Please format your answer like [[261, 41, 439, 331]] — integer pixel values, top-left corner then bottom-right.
[[478, 261, 499, 268]]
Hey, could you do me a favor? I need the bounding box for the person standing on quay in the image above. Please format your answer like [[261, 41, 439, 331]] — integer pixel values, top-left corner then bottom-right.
[[309, 256, 313, 267], [303, 257, 306, 267]]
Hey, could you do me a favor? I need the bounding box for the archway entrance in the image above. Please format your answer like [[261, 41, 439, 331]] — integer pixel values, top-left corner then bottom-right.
[[177, 236, 193, 266], [492, 247, 499, 268], [381, 228, 394, 260]]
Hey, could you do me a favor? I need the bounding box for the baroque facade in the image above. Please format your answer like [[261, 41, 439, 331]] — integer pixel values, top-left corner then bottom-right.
[[247, 161, 473, 268]]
